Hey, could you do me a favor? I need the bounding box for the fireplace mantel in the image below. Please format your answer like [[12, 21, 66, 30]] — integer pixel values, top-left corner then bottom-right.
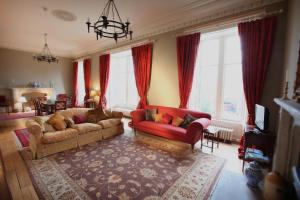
[[273, 98, 300, 180], [10, 87, 55, 111]]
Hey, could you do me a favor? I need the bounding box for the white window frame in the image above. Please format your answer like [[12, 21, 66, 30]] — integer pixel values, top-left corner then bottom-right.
[[189, 27, 247, 123], [106, 50, 138, 109]]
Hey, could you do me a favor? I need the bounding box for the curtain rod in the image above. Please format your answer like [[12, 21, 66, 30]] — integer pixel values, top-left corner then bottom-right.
[[176, 7, 283, 37], [102, 38, 156, 55], [73, 55, 91, 62]]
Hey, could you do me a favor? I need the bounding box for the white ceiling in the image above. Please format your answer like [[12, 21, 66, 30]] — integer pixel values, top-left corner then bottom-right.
[[0, 0, 282, 58]]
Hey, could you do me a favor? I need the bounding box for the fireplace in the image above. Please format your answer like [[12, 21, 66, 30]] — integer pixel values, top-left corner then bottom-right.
[[10, 87, 55, 112], [273, 98, 300, 180]]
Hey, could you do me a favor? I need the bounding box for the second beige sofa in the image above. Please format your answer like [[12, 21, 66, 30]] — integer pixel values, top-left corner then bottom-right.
[[26, 108, 124, 159]]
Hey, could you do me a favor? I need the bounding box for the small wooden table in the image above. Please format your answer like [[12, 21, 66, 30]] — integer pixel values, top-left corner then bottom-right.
[[200, 126, 220, 153], [42, 101, 55, 114]]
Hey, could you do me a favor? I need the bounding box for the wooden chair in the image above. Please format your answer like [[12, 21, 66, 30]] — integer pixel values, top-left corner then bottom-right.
[[56, 94, 72, 108], [33, 99, 47, 116], [55, 101, 67, 112], [0, 95, 10, 114]]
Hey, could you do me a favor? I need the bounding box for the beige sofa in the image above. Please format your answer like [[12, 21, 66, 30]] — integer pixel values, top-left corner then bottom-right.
[[26, 108, 124, 159]]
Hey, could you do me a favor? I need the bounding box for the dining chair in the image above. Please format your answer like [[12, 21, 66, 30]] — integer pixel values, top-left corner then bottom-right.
[[56, 94, 72, 108], [55, 101, 67, 112], [33, 99, 47, 116]]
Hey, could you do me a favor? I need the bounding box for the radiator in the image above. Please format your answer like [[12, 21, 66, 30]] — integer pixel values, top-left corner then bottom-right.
[[209, 125, 234, 143]]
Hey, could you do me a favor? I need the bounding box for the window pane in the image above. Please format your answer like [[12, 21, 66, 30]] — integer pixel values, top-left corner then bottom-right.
[[77, 61, 85, 106], [198, 39, 219, 66], [224, 35, 241, 64], [106, 50, 138, 109], [221, 64, 245, 121], [189, 66, 218, 116]]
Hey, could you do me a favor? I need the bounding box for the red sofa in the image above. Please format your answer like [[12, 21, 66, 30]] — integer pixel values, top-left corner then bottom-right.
[[130, 105, 211, 149]]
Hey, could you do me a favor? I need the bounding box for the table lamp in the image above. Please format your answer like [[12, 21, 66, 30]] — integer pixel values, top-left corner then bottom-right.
[[19, 97, 27, 112]]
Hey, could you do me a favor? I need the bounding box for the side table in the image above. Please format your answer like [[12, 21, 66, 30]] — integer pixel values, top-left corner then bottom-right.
[[200, 126, 220, 153]]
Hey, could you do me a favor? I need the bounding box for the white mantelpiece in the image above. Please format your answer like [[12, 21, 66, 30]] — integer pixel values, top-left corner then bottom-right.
[[273, 98, 300, 180], [10, 87, 55, 111]]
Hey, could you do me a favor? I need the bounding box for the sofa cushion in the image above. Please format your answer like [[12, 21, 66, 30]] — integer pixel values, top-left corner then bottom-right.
[[145, 109, 157, 121], [64, 117, 75, 128], [135, 121, 188, 143], [153, 113, 163, 123], [43, 122, 56, 132], [47, 113, 65, 124], [73, 114, 87, 124], [172, 116, 184, 127], [72, 123, 102, 134], [97, 118, 122, 129], [161, 113, 173, 124], [52, 119, 68, 131], [33, 116, 50, 132], [180, 114, 197, 129], [41, 128, 78, 144], [87, 108, 109, 123], [47, 113, 67, 131]]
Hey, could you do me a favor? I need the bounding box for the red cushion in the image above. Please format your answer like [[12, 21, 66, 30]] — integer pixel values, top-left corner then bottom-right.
[[161, 113, 173, 124], [73, 114, 87, 124], [146, 105, 211, 120]]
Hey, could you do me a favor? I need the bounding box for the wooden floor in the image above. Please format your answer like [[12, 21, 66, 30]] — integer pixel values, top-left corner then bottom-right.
[[0, 119, 38, 200], [0, 117, 261, 200]]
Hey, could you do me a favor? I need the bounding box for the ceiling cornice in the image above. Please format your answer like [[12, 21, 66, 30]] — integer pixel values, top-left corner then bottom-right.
[[75, 0, 285, 58]]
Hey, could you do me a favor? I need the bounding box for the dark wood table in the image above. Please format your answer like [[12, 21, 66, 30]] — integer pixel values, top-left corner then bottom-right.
[[201, 126, 220, 153], [42, 101, 56, 114]]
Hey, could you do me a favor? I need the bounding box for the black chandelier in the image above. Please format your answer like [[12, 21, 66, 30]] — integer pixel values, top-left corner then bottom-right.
[[33, 33, 59, 64], [86, 0, 132, 43]]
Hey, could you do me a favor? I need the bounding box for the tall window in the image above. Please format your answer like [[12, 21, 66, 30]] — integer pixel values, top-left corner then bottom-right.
[[77, 61, 85, 106], [189, 27, 246, 122], [106, 50, 138, 109]]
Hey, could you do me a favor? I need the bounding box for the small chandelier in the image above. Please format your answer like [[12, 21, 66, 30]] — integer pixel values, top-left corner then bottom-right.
[[86, 0, 133, 43], [33, 33, 59, 64]]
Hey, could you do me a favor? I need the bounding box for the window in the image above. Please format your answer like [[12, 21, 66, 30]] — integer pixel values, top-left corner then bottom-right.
[[77, 61, 85, 106], [106, 50, 138, 109], [189, 27, 246, 122]]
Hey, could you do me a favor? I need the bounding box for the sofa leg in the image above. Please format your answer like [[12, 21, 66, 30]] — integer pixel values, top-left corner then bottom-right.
[[191, 144, 194, 150]]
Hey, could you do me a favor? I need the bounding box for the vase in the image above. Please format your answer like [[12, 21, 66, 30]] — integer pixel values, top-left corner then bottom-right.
[[245, 161, 263, 188]]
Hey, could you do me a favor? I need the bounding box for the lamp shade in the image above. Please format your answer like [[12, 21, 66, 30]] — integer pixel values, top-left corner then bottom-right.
[[90, 89, 96, 97], [19, 97, 27, 103]]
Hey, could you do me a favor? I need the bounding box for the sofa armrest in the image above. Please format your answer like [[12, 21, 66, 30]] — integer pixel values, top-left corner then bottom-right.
[[130, 109, 146, 126], [186, 118, 211, 144], [26, 119, 43, 140]]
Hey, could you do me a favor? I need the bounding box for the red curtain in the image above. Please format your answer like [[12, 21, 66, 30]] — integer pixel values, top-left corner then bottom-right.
[[132, 43, 153, 109], [177, 33, 201, 108], [238, 16, 277, 125], [83, 59, 91, 104], [72, 62, 78, 107], [99, 54, 110, 108]]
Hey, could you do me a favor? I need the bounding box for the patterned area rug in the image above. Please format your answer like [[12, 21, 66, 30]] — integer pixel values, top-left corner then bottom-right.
[[23, 134, 225, 200]]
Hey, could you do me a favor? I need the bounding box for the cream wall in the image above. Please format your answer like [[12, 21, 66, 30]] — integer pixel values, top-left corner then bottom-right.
[[0, 48, 73, 96], [260, 14, 287, 132], [148, 30, 181, 107]]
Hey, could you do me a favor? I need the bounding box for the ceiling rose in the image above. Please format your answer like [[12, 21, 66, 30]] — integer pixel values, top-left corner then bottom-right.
[[33, 33, 59, 64], [52, 9, 77, 22], [86, 0, 133, 43]]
